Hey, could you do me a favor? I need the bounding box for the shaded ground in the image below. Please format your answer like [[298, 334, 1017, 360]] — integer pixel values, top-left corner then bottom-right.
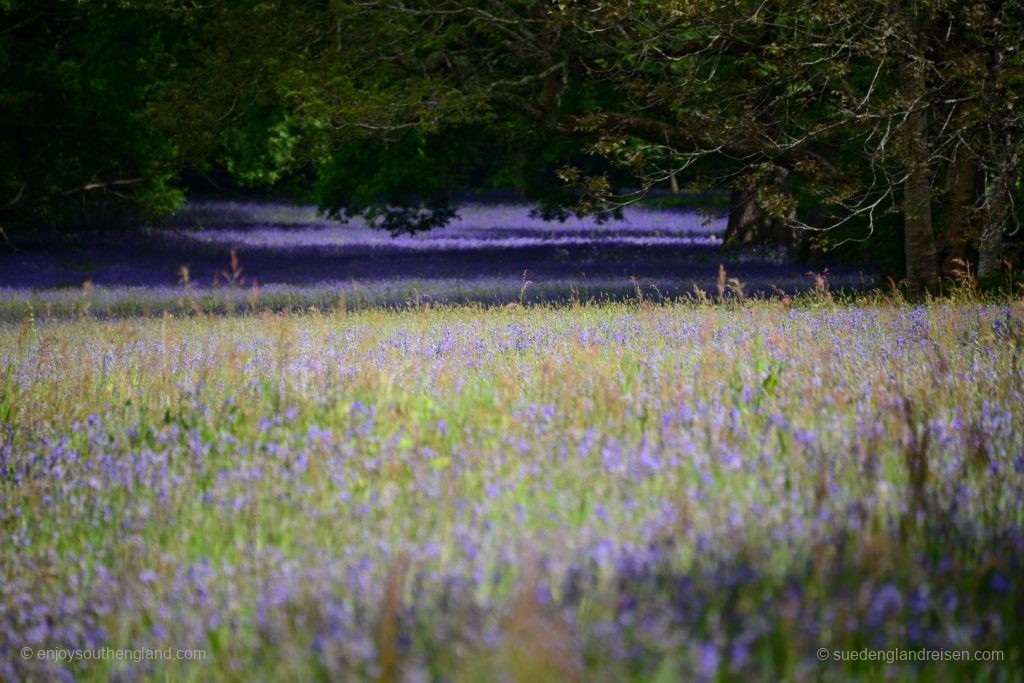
[[1, 201, 873, 300]]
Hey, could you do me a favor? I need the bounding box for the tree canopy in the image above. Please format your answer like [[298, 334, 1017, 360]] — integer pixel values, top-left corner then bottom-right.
[[2, 0, 1022, 290], [0, 1, 186, 236]]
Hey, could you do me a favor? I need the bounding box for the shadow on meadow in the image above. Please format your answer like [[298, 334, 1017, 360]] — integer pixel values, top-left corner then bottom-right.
[[0, 201, 868, 295]]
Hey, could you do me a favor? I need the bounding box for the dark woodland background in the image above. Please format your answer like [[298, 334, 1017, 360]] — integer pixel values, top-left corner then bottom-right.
[[2, 1, 1023, 294]]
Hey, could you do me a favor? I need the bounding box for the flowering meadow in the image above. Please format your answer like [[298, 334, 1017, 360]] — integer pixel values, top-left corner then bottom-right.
[[1, 203, 1022, 681], [0, 202, 872, 320], [1, 297, 1022, 681]]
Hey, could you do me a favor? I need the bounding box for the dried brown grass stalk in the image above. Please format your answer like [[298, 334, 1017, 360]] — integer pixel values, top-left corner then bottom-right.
[[376, 555, 409, 683]]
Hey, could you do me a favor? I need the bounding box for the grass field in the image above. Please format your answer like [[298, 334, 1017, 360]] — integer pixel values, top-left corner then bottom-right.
[[2, 293, 1022, 681]]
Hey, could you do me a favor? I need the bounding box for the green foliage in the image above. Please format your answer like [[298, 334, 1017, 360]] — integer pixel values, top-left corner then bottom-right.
[[314, 130, 474, 232], [0, 1, 185, 237], [313, 124, 631, 232], [5, 0, 1022, 274], [221, 111, 308, 188]]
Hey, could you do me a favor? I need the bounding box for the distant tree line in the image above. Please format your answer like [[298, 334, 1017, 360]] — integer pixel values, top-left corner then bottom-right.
[[2, 0, 1022, 292]]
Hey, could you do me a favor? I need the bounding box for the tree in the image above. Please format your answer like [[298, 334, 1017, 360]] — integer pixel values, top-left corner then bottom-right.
[[152, 1, 838, 229], [26, 0, 1016, 292], [549, 0, 1024, 290], [0, 1, 186, 240], [832, 0, 1024, 288]]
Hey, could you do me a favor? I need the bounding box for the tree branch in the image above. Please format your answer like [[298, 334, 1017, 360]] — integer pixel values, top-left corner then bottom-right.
[[2, 177, 145, 212], [551, 111, 836, 174]]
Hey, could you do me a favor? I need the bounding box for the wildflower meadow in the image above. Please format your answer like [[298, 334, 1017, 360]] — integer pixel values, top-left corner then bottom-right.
[[5, 0, 1024, 677], [2, 204, 1022, 680]]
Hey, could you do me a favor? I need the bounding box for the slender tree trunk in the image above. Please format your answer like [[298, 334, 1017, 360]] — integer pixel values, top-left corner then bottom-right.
[[940, 154, 978, 278], [974, 8, 1020, 282], [903, 166, 938, 295], [899, 60, 939, 296], [669, 172, 680, 195], [977, 168, 1010, 281], [977, 129, 1022, 281], [977, 196, 1004, 281]]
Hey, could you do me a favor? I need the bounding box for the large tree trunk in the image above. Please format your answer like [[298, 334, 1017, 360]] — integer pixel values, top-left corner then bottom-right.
[[940, 154, 978, 279], [899, 59, 940, 296], [724, 167, 794, 247], [725, 188, 768, 246]]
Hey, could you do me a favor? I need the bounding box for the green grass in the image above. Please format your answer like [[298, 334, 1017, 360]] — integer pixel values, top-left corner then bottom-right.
[[2, 295, 1023, 681]]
